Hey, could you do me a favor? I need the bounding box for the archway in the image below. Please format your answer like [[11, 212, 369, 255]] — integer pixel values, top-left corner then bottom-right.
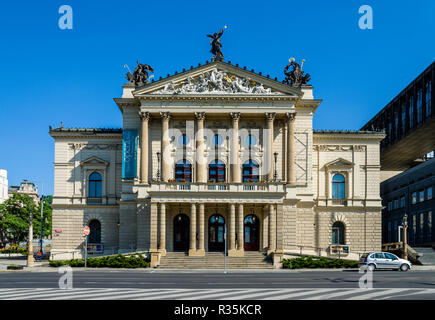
[[173, 214, 190, 251], [244, 214, 259, 251], [208, 214, 225, 252]]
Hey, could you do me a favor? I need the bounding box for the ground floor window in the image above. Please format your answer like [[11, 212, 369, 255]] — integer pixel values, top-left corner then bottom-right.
[[88, 219, 101, 243], [331, 221, 345, 245]]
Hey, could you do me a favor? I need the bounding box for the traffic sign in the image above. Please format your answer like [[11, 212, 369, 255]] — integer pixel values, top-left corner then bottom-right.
[[83, 226, 90, 236]]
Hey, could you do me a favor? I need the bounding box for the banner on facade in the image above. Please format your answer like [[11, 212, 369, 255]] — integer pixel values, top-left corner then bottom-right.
[[122, 129, 138, 179]]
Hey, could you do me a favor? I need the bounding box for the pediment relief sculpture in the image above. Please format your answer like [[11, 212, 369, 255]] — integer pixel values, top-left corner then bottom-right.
[[151, 69, 284, 95]]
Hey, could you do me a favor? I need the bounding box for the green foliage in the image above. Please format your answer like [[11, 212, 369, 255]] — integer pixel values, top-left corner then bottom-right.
[[282, 256, 358, 269], [0, 193, 52, 249], [0, 244, 28, 255], [49, 253, 150, 268]]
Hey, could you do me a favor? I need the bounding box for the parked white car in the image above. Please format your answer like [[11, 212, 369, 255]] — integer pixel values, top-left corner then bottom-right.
[[358, 252, 412, 271]]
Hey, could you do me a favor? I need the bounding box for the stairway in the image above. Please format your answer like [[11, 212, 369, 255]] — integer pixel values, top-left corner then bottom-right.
[[158, 251, 274, 269], [414, 247, 435, 265]]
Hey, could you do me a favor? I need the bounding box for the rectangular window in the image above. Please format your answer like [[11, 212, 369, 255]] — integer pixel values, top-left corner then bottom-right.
[[387, 221, 392, 243], [401, 104, 406, 134], [388, 201, 393, 211], [420, 213, 425, 242], [426, 81, 432, 118], [413, 214, 417, 244], [393, 220, 398, 242], [427, 211, 432, 242], [400, 196, 405, 208], [417, 89, 423, 123], [419, 190, 425, 202], [393, 199, 399, 209], [427, 186, 432, 200], [409, 96, 414, 129], [412, 192, 417, 204]]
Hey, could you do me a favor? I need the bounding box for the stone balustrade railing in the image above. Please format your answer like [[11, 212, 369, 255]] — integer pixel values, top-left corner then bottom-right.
[[148, 182, 285, 193]]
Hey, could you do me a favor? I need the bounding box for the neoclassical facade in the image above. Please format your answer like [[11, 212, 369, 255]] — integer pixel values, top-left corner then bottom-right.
[[49, 60, 385, 266]]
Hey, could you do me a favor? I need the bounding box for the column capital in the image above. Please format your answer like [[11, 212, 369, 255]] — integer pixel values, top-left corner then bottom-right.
[[230, 112, 241, 121], [286, 112, 296, 122], [265, 112, 276, 121], [160, 111, 171, 120], [139, 111, 151, 121], [195, 112, 206, 120]]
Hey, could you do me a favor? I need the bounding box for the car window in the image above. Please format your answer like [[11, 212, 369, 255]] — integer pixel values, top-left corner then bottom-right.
[[375, 253, 385, 259], [384, 253, 397, 260], [369, 253, 377, 259]]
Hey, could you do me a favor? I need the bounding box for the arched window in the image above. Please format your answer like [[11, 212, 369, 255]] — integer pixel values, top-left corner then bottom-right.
[[332, 221, 345, 245], [213, 134, 223, 148], [179, 134, 189, 146], [89, 172, 102, 198], [175, 159, 192, 182], [247, 134, 256, 148], [332, 174, 345, 199], [88, 219, 101, 243], [209, 160, 225, 182], [242, 160, 259, 182]]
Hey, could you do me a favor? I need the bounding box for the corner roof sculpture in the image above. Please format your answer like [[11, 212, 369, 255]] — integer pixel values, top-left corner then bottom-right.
[[283, 58, 311, 88], [125, 61, 154, 86]]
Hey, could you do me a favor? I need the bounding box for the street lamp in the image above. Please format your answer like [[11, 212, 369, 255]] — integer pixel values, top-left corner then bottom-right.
[[156, 152, 161, 181], [273, 152, 278, 182], [402, 214, 408, 260]]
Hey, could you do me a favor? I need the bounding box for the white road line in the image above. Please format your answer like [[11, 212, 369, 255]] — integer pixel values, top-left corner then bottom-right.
[[41, 288, 134, 300], [305, 289, 366, 300], [5, 288, 92, 300], [377, 289, 435, 300], [185, 289, 251, 300], [86, 289, 181, 300], [346, 289, 409, 300], [262, 289, 333, 300], [139, 289, 221, 301], [217, 289, 291, 300], [0, 288, 57, 299], [90, 289, 211, 300], [62, 289, 176, 300]]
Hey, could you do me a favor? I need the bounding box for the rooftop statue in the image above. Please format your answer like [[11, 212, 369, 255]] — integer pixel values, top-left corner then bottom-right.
[[125, 61, 154, 86], [283, 58, 311, 88], [207, 26, 227, 62]]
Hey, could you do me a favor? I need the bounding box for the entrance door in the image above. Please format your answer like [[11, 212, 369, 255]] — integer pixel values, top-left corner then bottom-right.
[[244, 214, 259, 251], [209, 214, 225, 252], [173, 214, 189, 251]]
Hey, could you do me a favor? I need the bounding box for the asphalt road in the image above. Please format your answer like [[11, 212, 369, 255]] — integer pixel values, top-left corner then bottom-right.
[[1, 269, 435, 289]]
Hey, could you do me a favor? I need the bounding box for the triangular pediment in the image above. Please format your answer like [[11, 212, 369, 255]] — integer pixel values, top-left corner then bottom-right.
[[80, 156, 109, 166], [132, 61, 303, 97], [324, 158, 354, 168]]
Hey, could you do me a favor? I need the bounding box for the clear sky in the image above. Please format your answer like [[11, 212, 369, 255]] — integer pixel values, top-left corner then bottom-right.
[[0, 0, 434, 195]]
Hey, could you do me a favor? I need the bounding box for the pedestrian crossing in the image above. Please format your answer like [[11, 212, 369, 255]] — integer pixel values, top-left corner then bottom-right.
[[0, 288, 434, 300]]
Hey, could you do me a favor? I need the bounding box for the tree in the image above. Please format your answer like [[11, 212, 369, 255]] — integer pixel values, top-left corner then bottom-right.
[[0, 193, 52, 249]]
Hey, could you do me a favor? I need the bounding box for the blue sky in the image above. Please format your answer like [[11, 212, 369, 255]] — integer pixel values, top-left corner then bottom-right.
[[0, 0, 434, 195]]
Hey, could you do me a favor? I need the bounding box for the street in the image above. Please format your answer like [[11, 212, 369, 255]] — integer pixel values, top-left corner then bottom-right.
[[0, 269, 434, 300]]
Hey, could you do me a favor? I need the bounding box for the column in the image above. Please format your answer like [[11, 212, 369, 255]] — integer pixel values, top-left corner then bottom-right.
[[230, 112, 241, 183], [228, 203, 236, 255], [267, 204, 276, 254], [275, 204, 283, 254], [286, 112, 296, 184], [139, 111, 150, 184], [237, 204, 244, 255], [189, 203, 197, 256], [159, 203, 166, 256], [195, 112, 206, 183], [160, 111, 171, 182], [197, 203, 205, 256], [150, 202, 158, 251], [265, 112, 276, 181]]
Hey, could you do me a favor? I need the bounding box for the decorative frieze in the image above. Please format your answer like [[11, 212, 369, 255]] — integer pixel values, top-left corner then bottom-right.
[[313, 145, 367, 152], [68, 143, 120, 150]]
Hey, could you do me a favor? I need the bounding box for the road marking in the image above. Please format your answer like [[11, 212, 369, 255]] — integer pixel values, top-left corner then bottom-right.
[[262, 289, 332, 300], [346, 289, 409, 300], [305, 289, 366, 300]]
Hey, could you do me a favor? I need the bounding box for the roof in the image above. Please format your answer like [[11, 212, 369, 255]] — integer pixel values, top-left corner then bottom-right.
[[49, 127, 122, 134], [314, 130, 385, 134], [126, 59, 312, 92]]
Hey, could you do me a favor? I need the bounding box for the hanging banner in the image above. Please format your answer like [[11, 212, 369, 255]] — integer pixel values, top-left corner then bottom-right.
[[122, 129, 138, 179]]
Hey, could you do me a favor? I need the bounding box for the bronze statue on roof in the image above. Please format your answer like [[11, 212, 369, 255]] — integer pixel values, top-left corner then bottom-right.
[[284, 58, 311, 88], [207, 26, 227, 62], [126, 61, 154, 86]]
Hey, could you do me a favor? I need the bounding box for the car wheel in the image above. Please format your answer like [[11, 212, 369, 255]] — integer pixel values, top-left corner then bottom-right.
[[368, 264, 376, 271], [400, 264, 409, 272]]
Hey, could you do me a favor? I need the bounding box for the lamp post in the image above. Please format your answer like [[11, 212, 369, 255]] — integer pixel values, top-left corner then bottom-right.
[[402, 214, 408, 260], [273, 152, 278, 182], [27, 211, 34, 267], [39, 195, 44, 255], [156, 152, 161, 181]]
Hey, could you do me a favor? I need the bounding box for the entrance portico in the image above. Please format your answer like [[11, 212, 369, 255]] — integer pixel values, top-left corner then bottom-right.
[[146, 200, 284, 257]]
